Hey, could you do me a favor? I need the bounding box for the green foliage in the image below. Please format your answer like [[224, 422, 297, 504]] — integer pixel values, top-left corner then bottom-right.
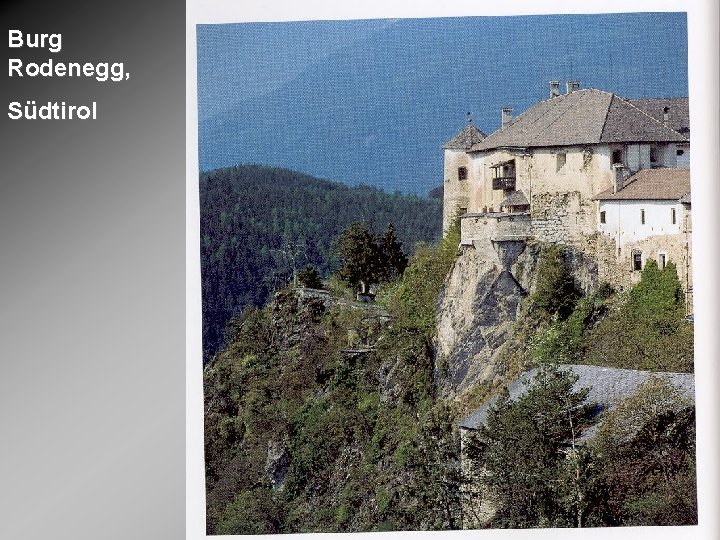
[[379, 217, 460, 336], [296, 265, 324, 289], [590, 377, 697, 526], [216, 488, 284, 534], [335, 221, 410, 294], [396, 402, 463, 530], [531, 294, 603, 365], [381, 223, 409, 280], [466, 364, 596, 528], [628, 260, 684, 330], [529, 245, 580, 320], [582, 260, 693, 372], [336, 222, 385, 294], [595, 375, 692, 445], [200, 164, 441, 361]]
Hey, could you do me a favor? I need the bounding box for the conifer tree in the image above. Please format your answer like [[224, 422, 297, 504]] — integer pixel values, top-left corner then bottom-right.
[[336, 222, 383, 294], [381, 223, 409, 280], [465, 364, 596, 528]]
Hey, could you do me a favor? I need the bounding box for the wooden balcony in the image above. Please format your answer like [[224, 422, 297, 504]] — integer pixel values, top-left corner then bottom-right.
[[492, 176, 516, 190]]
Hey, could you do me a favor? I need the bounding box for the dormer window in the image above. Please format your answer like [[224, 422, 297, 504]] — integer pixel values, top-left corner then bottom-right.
[[458, 166, 468, 181]]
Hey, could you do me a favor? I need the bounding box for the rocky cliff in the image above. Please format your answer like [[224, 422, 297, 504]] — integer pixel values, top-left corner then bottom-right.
[[435, 238, 598, 398]]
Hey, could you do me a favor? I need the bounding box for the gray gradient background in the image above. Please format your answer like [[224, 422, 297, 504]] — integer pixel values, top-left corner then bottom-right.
[[1, 1, 184, 539]]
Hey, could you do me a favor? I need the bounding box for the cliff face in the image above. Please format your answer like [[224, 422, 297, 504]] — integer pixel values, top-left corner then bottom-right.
[[435, 239, 598, 398]]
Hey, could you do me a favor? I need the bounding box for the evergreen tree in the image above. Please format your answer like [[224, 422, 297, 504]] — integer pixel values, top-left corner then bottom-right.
[[465, 364, 596, 528], [381, 223, 409, 281], [296, 265, 324, 289], [530, 245, 580, 320], [336, 222, 383, 294]]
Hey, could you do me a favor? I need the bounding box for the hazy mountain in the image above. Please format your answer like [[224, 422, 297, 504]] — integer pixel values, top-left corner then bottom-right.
[[198, 14, 688, 195]]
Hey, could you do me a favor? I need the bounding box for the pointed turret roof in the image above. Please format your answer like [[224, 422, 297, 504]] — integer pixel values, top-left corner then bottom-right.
[[443, 121, 487, 150]]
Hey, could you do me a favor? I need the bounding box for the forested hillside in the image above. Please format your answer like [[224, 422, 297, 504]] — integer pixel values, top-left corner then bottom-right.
[[203, 228, 696, 533], [200, 165, 441, 362]]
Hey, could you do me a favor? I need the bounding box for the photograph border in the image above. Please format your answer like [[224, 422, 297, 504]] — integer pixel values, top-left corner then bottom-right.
[[186, 2, 719, 538]]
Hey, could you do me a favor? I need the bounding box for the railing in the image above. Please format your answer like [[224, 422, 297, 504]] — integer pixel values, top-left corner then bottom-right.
[[492, 176, 516, 190]]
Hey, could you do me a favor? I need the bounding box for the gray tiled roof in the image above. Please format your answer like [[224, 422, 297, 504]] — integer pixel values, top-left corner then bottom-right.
[[469, 89, 688, 152], [458, 364, 695, 436], [443, 122, 487, 150], [499, 190, 529, 208], [629, 98, 690, 137], [594, 168, 691, 201]]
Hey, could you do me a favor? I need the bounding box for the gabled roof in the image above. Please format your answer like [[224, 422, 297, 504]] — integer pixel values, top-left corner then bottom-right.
[[443, 121, 487, 150], [469, 89, 689, 152], [459, 364, 695, 441], [594, 168, 691, 201]]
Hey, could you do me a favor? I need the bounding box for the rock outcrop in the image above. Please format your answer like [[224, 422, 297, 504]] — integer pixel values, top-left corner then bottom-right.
[[435, 238, 598, 398]]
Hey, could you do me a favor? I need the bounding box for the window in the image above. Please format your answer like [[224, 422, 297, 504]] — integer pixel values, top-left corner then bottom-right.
[[556, 152, 566, 172], [600, 211, 606, 224], [632, 250, 642, 271], [677, 149, 685, 156], [650, 146, 659, 163], [671, 208, 677, 224], [612, 149, 624, 164], [640, 209, 645, 225], [458, 166, 468, 181], [659, 253, 666, 269]]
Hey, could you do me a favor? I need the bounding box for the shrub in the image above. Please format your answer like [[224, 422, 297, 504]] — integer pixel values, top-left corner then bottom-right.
[[529, 245, 580, 320], [297, 265, 324, 289]]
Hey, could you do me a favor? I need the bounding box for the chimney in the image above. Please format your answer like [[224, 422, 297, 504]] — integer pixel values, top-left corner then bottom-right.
[[566, 80, 580, 94], [663, 106, 670, 125], [612, 163, 628, 193], [549, 80, 560, 98], [501, 107, 513, 128]]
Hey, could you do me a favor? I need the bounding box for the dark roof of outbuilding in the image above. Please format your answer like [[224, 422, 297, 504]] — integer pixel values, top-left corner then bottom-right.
[[468, 89, 688, 152], [443, 122, 487, 150], [458, 364, 695, 441], [594, 168, 691, 201]]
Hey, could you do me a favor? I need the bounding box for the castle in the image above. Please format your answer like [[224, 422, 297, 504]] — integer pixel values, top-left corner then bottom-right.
[[442, 82, 692, 303]]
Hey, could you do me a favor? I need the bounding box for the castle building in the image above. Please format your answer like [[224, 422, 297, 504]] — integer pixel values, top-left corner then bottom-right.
[[443, 81, 691, 295], [594, 167, 692, 305]]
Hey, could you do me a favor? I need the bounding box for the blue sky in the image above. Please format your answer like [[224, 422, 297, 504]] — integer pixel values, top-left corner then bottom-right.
[[197, 13, 688, 195]]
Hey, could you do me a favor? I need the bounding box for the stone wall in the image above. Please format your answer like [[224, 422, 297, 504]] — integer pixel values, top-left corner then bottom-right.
[[443, 148, 475, 232], [530, 191, 595, 244], [460, 212, 531, 246]]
